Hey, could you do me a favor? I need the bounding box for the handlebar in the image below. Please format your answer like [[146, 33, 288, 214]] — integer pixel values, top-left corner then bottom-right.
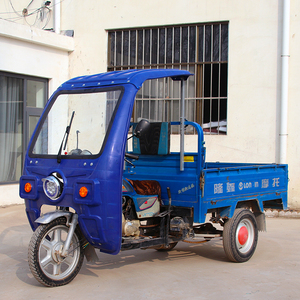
[[125, 153, 139, 160]]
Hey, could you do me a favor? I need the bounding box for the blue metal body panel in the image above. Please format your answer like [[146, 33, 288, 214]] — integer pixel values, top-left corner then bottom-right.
[[20, 69, 288, 256], [20, 69, 191, 255], [124, 121, 288, 223], [60, 69, 190, 91]]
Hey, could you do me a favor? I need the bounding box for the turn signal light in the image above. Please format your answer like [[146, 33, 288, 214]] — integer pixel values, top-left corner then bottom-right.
[[24, 182, 32, 193], [79, 186, 88, 198]]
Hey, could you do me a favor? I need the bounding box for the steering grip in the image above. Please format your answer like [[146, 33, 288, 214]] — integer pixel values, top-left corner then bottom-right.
[[125, 153, 139, 160]]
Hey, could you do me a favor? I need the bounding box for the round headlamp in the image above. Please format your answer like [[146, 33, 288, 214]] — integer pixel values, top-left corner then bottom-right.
[[42, 175, 62, 200]]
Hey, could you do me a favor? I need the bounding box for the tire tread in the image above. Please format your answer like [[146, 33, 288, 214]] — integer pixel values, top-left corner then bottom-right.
[[28, 217, 84, 287], [223, 208, 258, 263]]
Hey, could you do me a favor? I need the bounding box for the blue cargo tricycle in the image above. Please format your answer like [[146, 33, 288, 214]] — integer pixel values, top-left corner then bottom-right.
[[20, 69, 288, 286]]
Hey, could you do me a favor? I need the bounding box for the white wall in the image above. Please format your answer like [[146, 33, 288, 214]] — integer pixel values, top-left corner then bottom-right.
[[0, 19, 73, 205], [286, 0, 300, 208], [0, 0, 54, 30], [59, 0, 299, 208], [60, 0, 281, 161], [1, 0, 299, 208]]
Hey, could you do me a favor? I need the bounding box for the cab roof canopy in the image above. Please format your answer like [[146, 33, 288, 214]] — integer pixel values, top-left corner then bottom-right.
[[60, 69, 192, 90]]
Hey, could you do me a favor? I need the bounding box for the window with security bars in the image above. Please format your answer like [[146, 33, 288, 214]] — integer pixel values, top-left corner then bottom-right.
[[107, 22, 228, 134]]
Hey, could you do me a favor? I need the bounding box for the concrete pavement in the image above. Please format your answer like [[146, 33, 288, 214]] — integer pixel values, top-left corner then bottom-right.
[[0, 204, 299, 299]]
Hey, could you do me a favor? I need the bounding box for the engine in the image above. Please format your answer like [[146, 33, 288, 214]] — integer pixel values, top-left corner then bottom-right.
[[122, 196, 161, 237], [122, 197, 140, 237], [121, 178, 161, 238]]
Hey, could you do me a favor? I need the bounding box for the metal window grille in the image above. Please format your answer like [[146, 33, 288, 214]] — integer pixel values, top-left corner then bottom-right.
[[107, 22, 228, 135]]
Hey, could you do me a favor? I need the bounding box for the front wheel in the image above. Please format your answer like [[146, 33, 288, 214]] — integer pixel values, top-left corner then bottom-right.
[[28, 217, 84, 287], [223, 209, 258, 263]]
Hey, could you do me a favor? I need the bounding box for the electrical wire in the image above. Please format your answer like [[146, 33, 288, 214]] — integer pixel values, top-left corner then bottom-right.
[[26, 0, 35, 9], [8, 0, 23, 17], [42, 7, 52, 29], [1, 0, 67, 30]]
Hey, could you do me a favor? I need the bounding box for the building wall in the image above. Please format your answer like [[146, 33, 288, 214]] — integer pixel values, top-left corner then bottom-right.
[[59, 0, 299, 208], [0, 19, 73, 205], [286, 0, 300, 208], [0, 0, 299, 208]]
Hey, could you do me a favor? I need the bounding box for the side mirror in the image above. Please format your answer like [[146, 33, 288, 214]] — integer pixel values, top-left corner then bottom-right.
[[134, 119, 150, 138]]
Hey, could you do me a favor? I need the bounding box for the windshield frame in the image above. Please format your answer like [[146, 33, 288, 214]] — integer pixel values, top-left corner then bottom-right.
[[28, 86, 124, 160]]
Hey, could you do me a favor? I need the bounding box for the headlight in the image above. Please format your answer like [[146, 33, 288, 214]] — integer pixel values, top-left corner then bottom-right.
[[42, 175, 62, 200]]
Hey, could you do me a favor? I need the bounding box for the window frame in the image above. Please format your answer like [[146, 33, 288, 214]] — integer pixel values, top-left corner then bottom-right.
[[0, 71, 48, 184], [107, 22, 228, 135]]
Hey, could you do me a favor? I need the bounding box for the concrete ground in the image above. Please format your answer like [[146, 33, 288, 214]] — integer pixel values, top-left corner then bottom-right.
[[0, 205, 299, 300]]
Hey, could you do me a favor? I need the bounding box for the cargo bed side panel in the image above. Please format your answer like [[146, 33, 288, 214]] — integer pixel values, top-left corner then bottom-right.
[[200, 164, 288, 222]]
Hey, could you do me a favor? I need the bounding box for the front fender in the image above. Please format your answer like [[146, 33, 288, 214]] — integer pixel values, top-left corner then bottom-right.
[[35, 211, 73, 225]]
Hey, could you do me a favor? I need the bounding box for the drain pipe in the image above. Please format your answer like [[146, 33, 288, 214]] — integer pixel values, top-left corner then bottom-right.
[[279, 0, 290, 164], [180, 78, 186, 171], [53, 0, 61, 34]]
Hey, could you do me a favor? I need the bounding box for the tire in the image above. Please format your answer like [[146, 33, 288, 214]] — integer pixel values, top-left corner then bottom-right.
[[223, 208, 258, 263], [155, 242, 178, 251], [28, 217, 84, 287]]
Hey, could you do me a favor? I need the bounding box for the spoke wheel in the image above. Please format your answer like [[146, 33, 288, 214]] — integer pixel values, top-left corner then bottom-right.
[[223, 209, 258, 263], [28, 217, 84, 287]]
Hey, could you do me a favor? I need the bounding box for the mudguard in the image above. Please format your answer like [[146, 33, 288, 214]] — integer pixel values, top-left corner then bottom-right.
[[35, 210, 73, 225]]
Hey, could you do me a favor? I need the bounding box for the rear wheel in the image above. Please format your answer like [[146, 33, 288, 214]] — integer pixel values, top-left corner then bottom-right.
[[28, 217, 84, 287], [223, 209, 258, 262]]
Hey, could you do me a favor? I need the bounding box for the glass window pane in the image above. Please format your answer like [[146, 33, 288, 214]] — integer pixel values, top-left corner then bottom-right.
[[0, 76, 23, 182], [172, 80, 180, 99], [204, 64, 211, 97], [213, 24, 220, 62], [116, 31, 122, 66], [138, 30, 144, 65], [205, 25, 212, 62], [221, 24, 228, 61], [198, 25, 204, 62], [157, 100, 164, 121], [220, 98, 227, 121], [151, 29, 158, 65], [157, 78, 165, 98], [211, 99, 218, 122], [186, 99, 195, 124], [142, 99, 149, 119], [181, 27, 188, 63], [189, 26, 196, 63], [29, 116, 39, 139], [151, 78, 158, 98], [188, 65, 195, 98], [123, 31, 129, 66], [135, 99, 142, 120], [212, 64, 219, 97], [144, 29, 150, 65], [220, 63, 228, 97], [166, 28, 173, 64], [27, 80, 45, 108], [174, 27, 180, 63], [109, 32, 115, 66], [143, 80, 150, 99], [107, 22, 228, 135], [159, 28, 165, 64], [172, 100, 179, 121], [130, 30, 136, 66], [31, 89, 122, 156], [150, 100, 156, 121], [203, 99, 210, 124]]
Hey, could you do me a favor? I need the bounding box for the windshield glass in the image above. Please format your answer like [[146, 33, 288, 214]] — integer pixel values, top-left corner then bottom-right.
[[30, 88, 122, 157]]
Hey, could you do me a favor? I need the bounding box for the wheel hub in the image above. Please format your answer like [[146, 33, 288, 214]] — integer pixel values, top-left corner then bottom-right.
[[52, 242, 64, 263], [238, 225, 248, 245]]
